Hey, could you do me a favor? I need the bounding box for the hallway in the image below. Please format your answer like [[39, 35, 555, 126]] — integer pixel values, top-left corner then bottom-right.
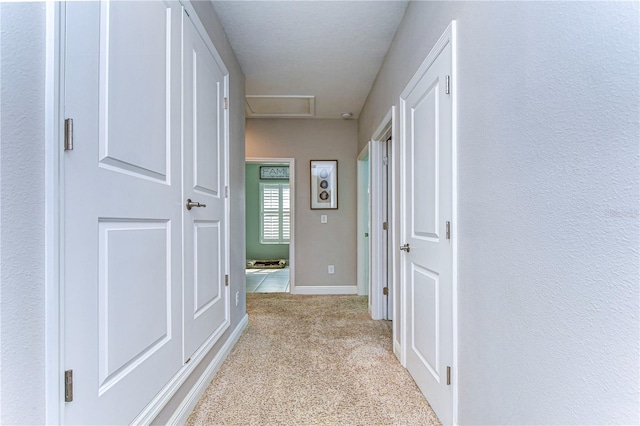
[[186, 294, 440, 425]]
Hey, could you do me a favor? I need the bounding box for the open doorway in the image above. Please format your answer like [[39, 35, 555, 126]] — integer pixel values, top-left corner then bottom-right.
[[245, 158, 296, 293], [360, 108, 395, 326], [357, 146, 370, 300]]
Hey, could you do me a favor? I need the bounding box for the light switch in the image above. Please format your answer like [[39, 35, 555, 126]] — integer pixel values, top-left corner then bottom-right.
[[321, 215, 327, 224]]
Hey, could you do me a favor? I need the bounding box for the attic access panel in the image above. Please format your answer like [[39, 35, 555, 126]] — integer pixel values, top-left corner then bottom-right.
[[245, 95, 315, 118]]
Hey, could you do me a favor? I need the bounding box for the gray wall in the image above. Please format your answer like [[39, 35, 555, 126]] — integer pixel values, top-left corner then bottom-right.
[[245, 163, 289, 261], [359, 1, 639, 424], [246, 119, 358, 288], [0, 3, 47, 424]]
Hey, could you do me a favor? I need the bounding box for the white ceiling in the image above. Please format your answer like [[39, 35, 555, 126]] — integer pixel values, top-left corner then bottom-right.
[[211, 1, 409, 119]]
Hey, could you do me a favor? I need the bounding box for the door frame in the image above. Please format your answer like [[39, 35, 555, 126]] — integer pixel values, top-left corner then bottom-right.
[[398, 21, 458, 424], [356, 144, 370, 298], [245, 157, 296, 293], [369, 108, 395, 324], [45, 2, 64, 423]]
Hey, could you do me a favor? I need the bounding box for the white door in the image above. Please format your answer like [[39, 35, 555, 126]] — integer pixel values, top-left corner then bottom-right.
[[182, 12, 229, 360], [63, 1, 183, 424], [400, 28, 455, 424]]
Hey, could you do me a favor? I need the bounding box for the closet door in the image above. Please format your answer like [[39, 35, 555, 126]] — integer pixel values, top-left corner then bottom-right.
[[182, 11, 230, 360], [63, 2, 183, 423]]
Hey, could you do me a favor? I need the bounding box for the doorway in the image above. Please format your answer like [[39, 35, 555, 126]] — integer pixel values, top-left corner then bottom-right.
[[357, 146, 371, 299], [245, 158, 296, 293]]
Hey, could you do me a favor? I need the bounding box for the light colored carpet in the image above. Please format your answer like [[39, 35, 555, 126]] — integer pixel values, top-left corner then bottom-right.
[[186, 294, 441, 426]]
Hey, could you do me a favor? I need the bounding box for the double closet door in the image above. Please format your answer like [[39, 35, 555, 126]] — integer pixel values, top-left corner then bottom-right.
[[63, 2, 228, 424]]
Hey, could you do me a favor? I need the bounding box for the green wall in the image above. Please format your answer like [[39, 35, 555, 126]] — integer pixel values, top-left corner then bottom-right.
[[245, 163, 289, 261]]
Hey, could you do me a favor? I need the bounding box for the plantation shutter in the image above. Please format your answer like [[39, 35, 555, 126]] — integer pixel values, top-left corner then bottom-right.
[[260, 183, 290, 244]]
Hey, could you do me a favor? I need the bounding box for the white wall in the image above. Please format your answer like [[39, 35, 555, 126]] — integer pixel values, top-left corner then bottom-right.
[[0, 2, 246, 424], [359, 1, 639, 424], [246, 119, 358, 290], [0, 3, 47, 424]]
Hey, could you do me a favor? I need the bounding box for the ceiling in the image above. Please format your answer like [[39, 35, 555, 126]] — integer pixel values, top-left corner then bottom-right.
[[211, 1, 409, 119]]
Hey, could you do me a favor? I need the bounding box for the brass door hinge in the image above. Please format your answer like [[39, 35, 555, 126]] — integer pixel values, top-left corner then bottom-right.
[[383, 287, 389, 296]]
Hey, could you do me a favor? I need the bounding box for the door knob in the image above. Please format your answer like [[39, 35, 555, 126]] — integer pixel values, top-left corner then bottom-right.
[[400, 243, 410, 252], [186, 199, 207, 210]]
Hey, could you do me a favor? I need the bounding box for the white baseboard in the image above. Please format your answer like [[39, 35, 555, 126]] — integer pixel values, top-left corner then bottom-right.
[[394, 339, 402, 363], [293, 285, 357, 295], [167, 314, 249, 425]]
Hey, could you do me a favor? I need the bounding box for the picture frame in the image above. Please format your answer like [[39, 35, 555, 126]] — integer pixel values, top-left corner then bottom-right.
[[310, 160, 338, 209]]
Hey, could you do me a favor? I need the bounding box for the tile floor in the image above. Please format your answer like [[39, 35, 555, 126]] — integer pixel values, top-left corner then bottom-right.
[[245, 267, 290, 293]]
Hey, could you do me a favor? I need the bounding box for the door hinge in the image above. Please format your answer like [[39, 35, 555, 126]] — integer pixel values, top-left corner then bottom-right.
[[64, 118, 74, 151], [383, 287, 389, 296], [446, 221, 451, 240], [383, 156, 389, 166], [382, 221, 389, 231], [64, 370, 73, 402], [225, 186, 229, 198], [445, 75, 451, 95], [225, 274, 229, 286], [446, 366, 451, 385], [224, 97, 228, 110]]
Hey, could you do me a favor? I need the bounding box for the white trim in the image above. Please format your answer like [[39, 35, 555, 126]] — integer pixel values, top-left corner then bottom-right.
[[399, 20, 458, 425], [45, 2, 64, 423], [245, 95, 315, 118], [393, 339, 402, 362], [356, 144, 370, 297], [132, 319, 232, 424], [293, 286, 357, 295], [369, 108, 393, 321], [389, 106, 401, 363], [246, 157, 296, 294], [450, 20, 459, 426], [166, 314, 249, 426]]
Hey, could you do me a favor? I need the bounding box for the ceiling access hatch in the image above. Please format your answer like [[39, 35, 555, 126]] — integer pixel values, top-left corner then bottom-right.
[[245, 95, 315, 118]]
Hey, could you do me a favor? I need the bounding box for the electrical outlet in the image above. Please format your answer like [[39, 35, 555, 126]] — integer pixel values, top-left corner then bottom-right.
[[321, 215, 327, 224], [328, 265, 335, 274], [235, 291, 239, 306]]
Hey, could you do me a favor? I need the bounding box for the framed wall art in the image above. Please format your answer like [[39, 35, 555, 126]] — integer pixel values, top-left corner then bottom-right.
[[310, 160, 338, 209]]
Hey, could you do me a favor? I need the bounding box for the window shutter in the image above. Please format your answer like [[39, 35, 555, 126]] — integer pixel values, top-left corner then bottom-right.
[[260, 183, 290, 244]]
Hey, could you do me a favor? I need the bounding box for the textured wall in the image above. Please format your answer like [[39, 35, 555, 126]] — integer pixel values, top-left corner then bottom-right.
[[0, 3, 46, 424], [246, 119, 358, 289], [245, 164, 290, 261], [359, 1, 640, 424]]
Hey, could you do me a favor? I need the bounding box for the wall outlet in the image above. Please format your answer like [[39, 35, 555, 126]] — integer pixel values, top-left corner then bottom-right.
[[321, 215, 327, 224], [235, 291, 239, 306], [328, 265, 335, 274]]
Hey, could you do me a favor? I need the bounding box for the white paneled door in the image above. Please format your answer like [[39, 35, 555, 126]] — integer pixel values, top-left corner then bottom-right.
[[182, 12, 229, 360], [63, 2, 228, 424], [400, 24, 455, 425]]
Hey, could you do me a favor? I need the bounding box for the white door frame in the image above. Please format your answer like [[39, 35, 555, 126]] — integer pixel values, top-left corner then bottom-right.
[[45, 2, 64, 423], [399, 21, 458, 424], [245, 157, 296, 293], [356, 144, 370, 298], [369, 107, 395, 323]]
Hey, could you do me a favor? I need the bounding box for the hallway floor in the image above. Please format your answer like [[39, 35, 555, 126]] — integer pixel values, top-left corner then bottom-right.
[[246, 266, 290, 293], [186, 294, 440, 425]]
